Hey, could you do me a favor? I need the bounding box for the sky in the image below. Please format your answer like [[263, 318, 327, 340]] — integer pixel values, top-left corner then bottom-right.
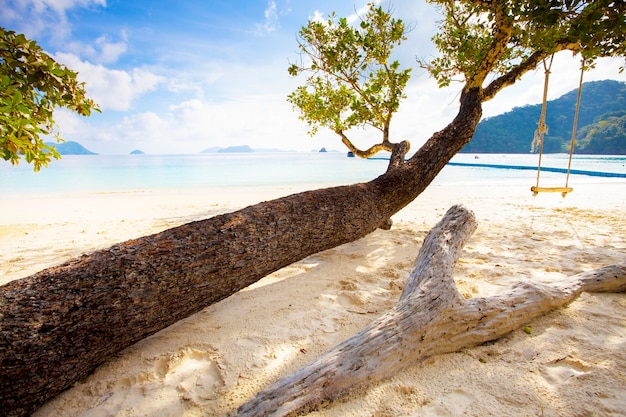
[[2, 0, 625, 155]]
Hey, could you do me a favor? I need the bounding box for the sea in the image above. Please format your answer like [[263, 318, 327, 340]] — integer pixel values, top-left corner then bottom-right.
[[1, 152, 625, 196]]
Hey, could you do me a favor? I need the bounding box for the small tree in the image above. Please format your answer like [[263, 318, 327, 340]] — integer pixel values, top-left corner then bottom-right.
[[0, 28, 99, 171], [287, 5, 412, 169]]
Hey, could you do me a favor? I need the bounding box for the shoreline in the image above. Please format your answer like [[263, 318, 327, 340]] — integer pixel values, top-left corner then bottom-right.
[[446, 161, 626, 177], [2, 179, 625, 416]]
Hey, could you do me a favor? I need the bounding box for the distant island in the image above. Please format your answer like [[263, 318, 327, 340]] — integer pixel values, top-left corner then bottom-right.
[[218, 145, 253, 153], [130, 149, 145, 155], [201, 145, 291, 153], [45, 141, 97, 155], [463, 80, 626, 154]]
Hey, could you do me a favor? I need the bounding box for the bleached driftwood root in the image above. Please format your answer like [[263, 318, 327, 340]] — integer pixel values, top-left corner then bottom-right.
[[236, 204, 626, 416]]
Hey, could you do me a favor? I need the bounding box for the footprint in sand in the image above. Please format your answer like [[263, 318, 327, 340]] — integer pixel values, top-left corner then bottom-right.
[[540, 357, 590, 386], [337, 291, 366, 307], [163, 349, 225, 403], [339, 279, 358, 291], [86, 348, 224, 416], [417, 389, 476, 416]]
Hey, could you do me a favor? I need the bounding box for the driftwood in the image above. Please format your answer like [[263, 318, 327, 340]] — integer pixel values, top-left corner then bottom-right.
[[236, 205, 626, 416]]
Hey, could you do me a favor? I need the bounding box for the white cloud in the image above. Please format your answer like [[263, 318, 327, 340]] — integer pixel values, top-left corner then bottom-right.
[[310, 10, 325, 24], [52, 107, 91, 136], [165, 64, 226, 97], [54, 52, 165, 111], [346, 0, 382, 24], [65, 31, 128, 64], [72, 111, 170, 153], [24, 0, 626, 156], [310, 1, 383, 26], [93, 32, 128, 63], [168, 99, 211, 133], [113, 112, 169, 142], [72, 93, 315, 154], [256, 0, 280, 35], [2, 0, 127, 66], [42, 0, 106, 14], [0, 0, 106, 41]]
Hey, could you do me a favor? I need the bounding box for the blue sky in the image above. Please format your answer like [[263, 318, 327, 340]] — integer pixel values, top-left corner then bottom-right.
[[2, 0, 625, 155]]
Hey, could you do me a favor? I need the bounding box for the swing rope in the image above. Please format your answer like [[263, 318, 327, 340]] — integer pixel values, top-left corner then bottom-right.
[[531, 55, 553, 155], [531, 55, 584, 197], [565, 58, 585, 190], [531, 55, 553, 192]]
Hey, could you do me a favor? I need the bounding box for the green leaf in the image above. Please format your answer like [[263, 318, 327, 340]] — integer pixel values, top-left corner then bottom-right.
[[287, 5, 411, 153], [0, 27, 100, 171]]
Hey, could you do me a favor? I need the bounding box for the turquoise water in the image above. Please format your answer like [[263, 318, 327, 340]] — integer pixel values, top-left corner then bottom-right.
[[1, 152, 624, 195]]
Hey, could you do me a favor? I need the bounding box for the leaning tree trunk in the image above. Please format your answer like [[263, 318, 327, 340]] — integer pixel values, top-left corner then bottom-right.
[[0, 92, 483, 416], [235, 205, 626, 416]]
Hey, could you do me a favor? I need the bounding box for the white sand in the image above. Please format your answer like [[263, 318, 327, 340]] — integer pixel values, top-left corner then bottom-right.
[[2, 179, 625, 417]]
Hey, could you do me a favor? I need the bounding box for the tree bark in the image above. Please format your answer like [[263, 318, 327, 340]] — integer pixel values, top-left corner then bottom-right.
[[236, 205, 626, 417], [0, 90, 483, 417]]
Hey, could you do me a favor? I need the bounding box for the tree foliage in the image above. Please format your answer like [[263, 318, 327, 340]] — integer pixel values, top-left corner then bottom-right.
[[423, 0, 625, 96], [577, 113, 626, 154], [288, 1, 625, 162], [0, 27, 99, 171], [287, 5, 412, 162]]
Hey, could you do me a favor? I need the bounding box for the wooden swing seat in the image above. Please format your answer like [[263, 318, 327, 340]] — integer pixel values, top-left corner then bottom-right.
[[531, 186, 573, 197], [531, 55, 585, 199]]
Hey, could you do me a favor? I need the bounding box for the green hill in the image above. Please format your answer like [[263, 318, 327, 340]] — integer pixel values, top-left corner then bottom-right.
[[576, 113, 626, 154], [45, 141, 97, 155], [462, 80, 626, 154]]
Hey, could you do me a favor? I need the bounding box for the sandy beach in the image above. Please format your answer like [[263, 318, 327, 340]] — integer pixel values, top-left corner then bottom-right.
[[2, 179, 625, 416]]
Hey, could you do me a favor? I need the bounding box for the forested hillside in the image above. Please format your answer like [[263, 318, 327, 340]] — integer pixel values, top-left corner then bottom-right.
[[462, 80, 626, 154]]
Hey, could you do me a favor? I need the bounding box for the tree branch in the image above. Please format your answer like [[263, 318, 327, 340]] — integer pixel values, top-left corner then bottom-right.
[[481, 39, 582, 102], [338, 131, 409, 172], [467, 2, 514, 90], [387, 140, 410, 172], [481, 50, 548, 102], [338, 130, 394, 157], [236, 205, 626, 417]]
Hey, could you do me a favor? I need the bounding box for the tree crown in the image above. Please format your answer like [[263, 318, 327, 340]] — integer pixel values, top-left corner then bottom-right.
[[423, 0, 625, 100], [287, 5, 412, 160], [0, 28, 99, 171]]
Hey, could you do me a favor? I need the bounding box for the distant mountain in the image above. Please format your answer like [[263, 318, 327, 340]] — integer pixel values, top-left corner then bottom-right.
[[200, 145, 291, 153], [45, 141, 97, 155], [462, 80, 626, 154], [217, 145, 253, 153], [200, 146, 222, 153], [130, 149, 145, 155]]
